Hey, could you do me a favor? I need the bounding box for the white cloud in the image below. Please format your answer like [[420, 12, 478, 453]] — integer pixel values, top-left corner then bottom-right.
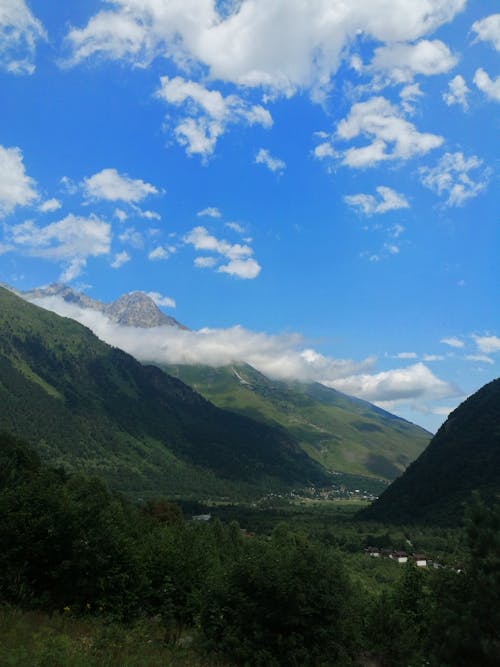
[[0, 145, 38, 215], [313, 142, 337, 160], [472, 334, 500, 354], [399, 83, 423, 113], [83, 168, 158, 202], [218, 258, 261, 279], [471, 14, 500, 51], [255, 148, 286, 173], [197, 206, 221, 218], [186, 226, 261, 277], [335, 97, 443, 168], [420, 152, 489, 206], [21, 294, 374, 384], [440, 336, 464, 348], [394, 352, 418, 359], [64, 0, 466, 96], [465, 354, 494, 365], [194, 256, 217, 268], [135, 208, 161, 220], [473, 68, 500, 103], [345, 186, 409, 215], [423, 354, 444, 362], [225, 222, 245, 234], [369, 39, 457, 83], [118, 227, 144, 249], [8, 213, 111, 280], [185, 226, 252, 259], [114, 208, 128, 222], [185, 226, 261, 277], [156, 76, 272, 157], [0, 0, 46, 74], [148, 246, 170, 261], [144, 291, 176, 308], [327, 362, 458, 405], [111, 250, 130, 269], [39, 198, 62, 213], [443, 74, 470, 110]]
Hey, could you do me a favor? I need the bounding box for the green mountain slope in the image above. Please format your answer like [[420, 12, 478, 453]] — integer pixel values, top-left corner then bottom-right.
[[0, 287, 327, 499], [164, 363, 430, 484], [362, 378, 500, 524]]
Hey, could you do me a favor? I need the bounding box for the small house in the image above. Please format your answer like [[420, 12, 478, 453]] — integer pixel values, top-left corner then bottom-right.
[[390, 551, 408, 564], [413, 554, 427, 567]]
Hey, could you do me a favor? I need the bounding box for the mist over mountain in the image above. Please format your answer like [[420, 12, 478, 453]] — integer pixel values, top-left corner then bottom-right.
[[0, 285, 327, 498], [19, 284, 187, 330]]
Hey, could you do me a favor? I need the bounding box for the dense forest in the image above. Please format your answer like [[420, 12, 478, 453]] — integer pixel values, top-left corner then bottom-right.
[[364, 377, 500, 525], [1, 432, 498, 666]]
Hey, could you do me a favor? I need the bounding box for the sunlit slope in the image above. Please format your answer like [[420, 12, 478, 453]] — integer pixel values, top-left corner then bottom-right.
[[0, 287, 328, 498], [165, 363, 431, 482], [363, 378, 500, 524]]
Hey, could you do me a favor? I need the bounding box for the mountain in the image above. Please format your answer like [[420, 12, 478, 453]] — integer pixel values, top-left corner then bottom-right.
[[362, 378, 500, 524], [19, 283, 187, 329], [164, 363, 431, 486], [0, 286, 328, 499]]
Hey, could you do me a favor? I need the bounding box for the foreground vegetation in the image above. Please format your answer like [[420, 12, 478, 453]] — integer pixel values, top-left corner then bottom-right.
[[1, 432, 499, 666]]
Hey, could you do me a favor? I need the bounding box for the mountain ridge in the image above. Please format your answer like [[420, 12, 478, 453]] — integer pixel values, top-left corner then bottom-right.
[[15, 283, 187, 330], [0, 286, 327, 499], [362, 377, 500, 524]]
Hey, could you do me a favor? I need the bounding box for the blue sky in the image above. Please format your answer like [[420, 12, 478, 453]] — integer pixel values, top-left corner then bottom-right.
[[0, 0, 499, 432]]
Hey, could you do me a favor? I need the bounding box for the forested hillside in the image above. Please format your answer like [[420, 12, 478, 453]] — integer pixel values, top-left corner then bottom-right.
[[363, 378, 500, 524], [166, 363, 430, 483], [0, 287, 327, 498], [1, 432, 498, 667]]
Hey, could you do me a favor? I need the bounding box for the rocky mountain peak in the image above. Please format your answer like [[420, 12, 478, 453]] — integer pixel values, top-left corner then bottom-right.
[[106, 292, 186, 329], [17, 284, 187, 330]]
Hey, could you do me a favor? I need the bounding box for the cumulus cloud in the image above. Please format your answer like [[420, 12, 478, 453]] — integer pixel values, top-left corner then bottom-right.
[[8, 213, 111, 280], [39, 198, 62, 213], [471, 14, 500, 51], [472, 334, 500, 354], [156, 76, 272, 157], [327, 362, 459, 406], [197, 206, 221, 218], [194, 256, 217, 268], [0, 0, 46, 74], [345, 186, 409, 215], [440, 336, 464, 348], [83, 168, 159, 202], [225, 222, 245, 234], [394, 352, 418, 359], [369, 39, 457, 83], [420, 152, 489, 206], [443, 74, 470, 110], [111, 250, 130, 269], [148, 246, 170, 261], [0, 145, 38, 215], [218, 258, 261, 279], [184, 225, 261, 279], [334, 97, 443, 168], [64, 0, 466, 96], [473, 68, 500, 103], [255, 148, 286, 173]]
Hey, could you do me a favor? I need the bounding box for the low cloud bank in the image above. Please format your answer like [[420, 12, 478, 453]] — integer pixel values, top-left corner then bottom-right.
[[29, 295, 459, 410]]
